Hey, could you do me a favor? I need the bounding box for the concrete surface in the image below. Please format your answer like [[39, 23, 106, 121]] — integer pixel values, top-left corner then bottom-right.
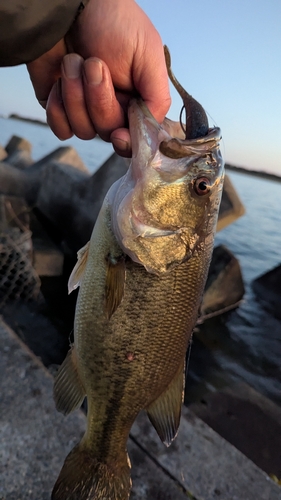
[[1, 318, 280, 500], [189, 383, 281, 477], [0, 319, 86, 500]]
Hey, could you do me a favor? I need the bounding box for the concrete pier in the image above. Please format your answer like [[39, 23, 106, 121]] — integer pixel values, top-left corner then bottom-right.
[[1, 318, 280, 500]]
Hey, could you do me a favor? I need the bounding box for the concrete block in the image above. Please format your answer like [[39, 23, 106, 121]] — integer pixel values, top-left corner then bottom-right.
[[200, 244, 245, 319], [5, 135, 32, 155], [32, 146, 89, 173], [253, 263, 281, 319], [5, 149, 33, 169], [30, 210, 64, 277], [0, 144, 7, 161], [217, 174, 245, 231], [0, 161, 27, 196], [34, 153, 127, 253]]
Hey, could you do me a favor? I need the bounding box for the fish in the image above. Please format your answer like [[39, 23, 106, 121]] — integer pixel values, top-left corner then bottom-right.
[[51, 47, 224, 500]]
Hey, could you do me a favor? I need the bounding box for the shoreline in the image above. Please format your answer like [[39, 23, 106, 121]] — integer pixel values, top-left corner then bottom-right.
[[8, 113, 48, 127], [1, 115, 280, 183], [225, 163, 281, 183]]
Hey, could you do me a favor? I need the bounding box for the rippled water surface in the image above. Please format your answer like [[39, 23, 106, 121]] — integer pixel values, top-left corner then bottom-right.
[[1, 118, 281, 405]]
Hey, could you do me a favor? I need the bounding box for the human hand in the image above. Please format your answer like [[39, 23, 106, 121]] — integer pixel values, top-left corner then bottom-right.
[[27, 0, 171, 157]]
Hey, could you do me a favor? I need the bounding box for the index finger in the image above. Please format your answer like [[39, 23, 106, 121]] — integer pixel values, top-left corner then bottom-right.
[[27, 40, 67, 108]]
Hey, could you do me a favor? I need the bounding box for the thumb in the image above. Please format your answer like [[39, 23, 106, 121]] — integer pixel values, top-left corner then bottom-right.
[[27, 39, 67, 108]]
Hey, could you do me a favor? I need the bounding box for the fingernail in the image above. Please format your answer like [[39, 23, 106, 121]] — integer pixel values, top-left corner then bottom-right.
[[84, 58, 103, 85], [112, 138, 130, 152], [63, 54, 82, 79]]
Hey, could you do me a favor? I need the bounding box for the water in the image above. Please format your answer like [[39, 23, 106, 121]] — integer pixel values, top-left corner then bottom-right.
[[1, 117, 281, 405], [215, 172, 281, 283]]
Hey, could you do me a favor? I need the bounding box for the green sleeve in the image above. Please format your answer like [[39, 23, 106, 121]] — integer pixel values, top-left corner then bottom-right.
[[0, 0, 89, 66]]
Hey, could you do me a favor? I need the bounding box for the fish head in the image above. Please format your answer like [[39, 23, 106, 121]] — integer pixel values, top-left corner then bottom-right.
[[110, 99, 224, 275]]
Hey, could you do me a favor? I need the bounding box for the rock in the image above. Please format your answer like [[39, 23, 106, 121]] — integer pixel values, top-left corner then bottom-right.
[[200, 244, 245, 320], [252, 263, 281, 319]]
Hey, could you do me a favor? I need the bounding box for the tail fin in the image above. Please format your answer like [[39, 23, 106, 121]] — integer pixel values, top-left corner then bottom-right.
[[52, 444, 131, 500]]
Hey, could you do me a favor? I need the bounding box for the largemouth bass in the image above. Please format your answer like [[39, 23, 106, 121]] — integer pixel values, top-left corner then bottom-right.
[[52, 49, 224, 500]]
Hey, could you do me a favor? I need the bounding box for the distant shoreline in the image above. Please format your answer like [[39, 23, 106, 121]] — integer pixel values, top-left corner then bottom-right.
[[225, 163, 281, 183], [1, 114, 280, 182], [8, 113, 48, 127]]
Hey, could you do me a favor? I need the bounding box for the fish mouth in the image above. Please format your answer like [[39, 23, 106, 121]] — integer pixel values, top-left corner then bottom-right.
[[128, 100, 176, 238], [128, 99, 221, 163], [128, 99, 170, 167]]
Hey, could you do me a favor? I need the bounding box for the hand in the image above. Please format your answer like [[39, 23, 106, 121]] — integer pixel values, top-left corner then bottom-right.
[[27, 0, 171, 156]]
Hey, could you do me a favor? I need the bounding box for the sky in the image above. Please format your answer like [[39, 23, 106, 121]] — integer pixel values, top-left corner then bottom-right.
[[0, 0, 280, 175]]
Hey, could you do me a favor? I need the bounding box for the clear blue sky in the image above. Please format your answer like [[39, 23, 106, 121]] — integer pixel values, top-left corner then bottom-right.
[[0, 0, 280, 175]]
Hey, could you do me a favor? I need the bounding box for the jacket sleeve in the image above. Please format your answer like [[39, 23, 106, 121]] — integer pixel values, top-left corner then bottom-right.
[[0, 1, 89, 66]]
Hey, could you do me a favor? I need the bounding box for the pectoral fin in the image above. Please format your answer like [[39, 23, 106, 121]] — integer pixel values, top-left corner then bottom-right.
[[54, 345, 86, 415], [146, 358, 185, 446], [68, 241, 90, 294], [105, 254, 126, 319]]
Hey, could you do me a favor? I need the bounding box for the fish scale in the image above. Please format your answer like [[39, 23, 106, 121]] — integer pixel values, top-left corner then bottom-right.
[[75, 214, 212, 459]]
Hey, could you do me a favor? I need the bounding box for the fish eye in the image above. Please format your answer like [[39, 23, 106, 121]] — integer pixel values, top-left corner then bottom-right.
[[194, 177, 211, 196]]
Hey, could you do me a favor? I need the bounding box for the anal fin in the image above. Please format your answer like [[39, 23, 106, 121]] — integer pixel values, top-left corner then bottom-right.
[[54, 345, 86, 415], [146, 358, 185, 447]]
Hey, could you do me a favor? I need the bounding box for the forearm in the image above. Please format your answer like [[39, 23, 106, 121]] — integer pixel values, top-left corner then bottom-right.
[[0, 0, 89, 66]]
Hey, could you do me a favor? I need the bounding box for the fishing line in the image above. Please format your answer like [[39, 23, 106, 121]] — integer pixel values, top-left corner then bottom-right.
[[185, 333, 193, 373], [206, 109, 226, 159]]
